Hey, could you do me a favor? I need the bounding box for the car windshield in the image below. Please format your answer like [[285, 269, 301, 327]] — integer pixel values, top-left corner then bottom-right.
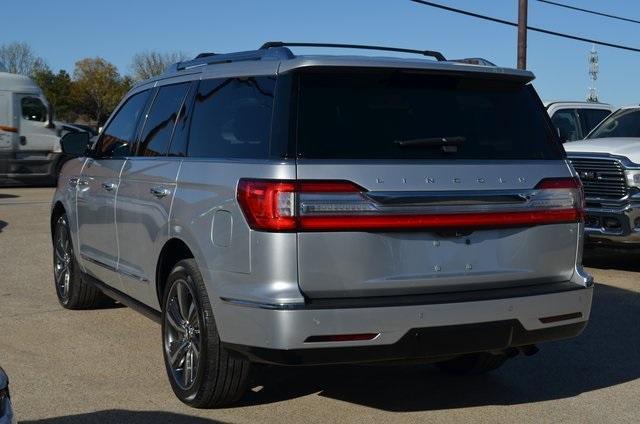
[[588, 108, 640, 139]]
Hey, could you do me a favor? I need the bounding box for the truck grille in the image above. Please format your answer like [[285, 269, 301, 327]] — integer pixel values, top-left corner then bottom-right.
[[569, 158, 628, 200]]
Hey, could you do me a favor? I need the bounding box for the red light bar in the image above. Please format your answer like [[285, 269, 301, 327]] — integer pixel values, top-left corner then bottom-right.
[[304, 333, 379, 343], [237, 178, 585, 232], [539, 312, 583, 324], [298, 209, 583, 232]]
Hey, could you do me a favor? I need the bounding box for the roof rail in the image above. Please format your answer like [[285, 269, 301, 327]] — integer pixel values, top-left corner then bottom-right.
[[260, 41, 447, 61], [195, 52, 216, 59], [171, 47, 294, 72], [450, 57, 496, 67]]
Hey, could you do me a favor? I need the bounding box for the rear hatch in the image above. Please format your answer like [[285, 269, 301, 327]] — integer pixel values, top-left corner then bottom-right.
[[240, 67, 583, 299]]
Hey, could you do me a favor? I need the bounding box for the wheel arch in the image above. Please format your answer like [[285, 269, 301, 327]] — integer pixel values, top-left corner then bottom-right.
[[156, 238, 195, 308], [50, 201, 66, 240]]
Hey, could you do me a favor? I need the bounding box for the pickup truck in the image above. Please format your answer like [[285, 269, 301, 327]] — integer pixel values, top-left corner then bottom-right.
[[545, 101, 614, 142], [565, 106, 640, 246]]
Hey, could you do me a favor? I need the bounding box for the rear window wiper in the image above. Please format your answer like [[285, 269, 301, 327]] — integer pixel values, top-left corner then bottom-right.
[[393, 136, 466, 148]]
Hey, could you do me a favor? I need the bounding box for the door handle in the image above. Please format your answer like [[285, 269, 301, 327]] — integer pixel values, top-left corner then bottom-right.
[[150, 186, 170, 199], [69, 178, 88, 187], [101, 182, 117, 191]]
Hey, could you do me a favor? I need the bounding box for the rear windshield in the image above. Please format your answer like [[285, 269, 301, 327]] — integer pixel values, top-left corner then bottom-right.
[[296, 69, 562, 160]]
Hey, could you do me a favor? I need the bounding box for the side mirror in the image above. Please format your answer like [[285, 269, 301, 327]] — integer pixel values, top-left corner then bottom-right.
[[60, 131, 90, 156]]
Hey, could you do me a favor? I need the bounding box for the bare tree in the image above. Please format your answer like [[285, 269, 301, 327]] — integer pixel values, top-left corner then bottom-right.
[[130, 50, 189, 81], [0, 41, 48, 75]]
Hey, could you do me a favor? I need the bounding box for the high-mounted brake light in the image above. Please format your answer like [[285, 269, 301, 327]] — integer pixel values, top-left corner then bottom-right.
[[237, 177, 585, 232]]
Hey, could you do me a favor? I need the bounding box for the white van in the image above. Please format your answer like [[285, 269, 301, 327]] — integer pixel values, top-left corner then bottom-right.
[[0, 72, 63, 184]]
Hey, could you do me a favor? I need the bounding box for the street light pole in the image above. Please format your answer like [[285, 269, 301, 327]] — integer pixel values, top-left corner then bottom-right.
[[518, 0, 528, 69]]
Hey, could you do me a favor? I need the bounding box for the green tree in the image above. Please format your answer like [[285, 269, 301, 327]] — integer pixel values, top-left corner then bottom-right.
[[71, 57, 131, 125], [130, 50, 189, 81], [32, 68, 75, 121]]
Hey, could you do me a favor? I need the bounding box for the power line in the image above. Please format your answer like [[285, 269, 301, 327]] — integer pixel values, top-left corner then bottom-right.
[[536, 0, 640, 25], [410, 0, 640, 54]]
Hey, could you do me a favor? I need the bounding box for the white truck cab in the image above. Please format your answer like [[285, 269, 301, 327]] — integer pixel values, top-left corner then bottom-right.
[[545, 101, 614, 142], [0, 72, 63, 185]]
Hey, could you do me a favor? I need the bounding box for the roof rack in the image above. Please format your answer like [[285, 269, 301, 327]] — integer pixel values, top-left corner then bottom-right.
[[168, 41, 447, 73], [260, 41, 447, 61], [450, 57, 496, 66], [173, 47, 294, 71]]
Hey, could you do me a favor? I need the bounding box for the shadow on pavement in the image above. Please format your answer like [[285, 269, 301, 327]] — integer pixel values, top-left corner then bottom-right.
[[584, 248, 640, 272], [0, 220, 6, 232], [22, 410, 225, 424], [0, 193, 19, 199], [241, 283, 639, 412]]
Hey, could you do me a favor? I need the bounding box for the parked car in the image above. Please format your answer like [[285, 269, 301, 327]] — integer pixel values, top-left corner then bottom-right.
[[0, 367, 15, 424], [565, 106, 640, 246], [60, 123, 98, 138], [545, 101, 614, 142], [0, 72, 65, 185], [51, 42, 593, 408]]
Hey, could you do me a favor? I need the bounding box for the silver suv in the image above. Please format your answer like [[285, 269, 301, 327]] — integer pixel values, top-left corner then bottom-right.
[[51, 42, 593, 408]]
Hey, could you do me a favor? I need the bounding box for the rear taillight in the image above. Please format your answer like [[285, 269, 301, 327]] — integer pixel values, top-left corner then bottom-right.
[[237, 177, 585, 232], [237, 180, 298, 231]]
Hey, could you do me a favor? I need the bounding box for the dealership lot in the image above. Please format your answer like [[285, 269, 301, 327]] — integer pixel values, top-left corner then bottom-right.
[[1, 187, 638, 424]]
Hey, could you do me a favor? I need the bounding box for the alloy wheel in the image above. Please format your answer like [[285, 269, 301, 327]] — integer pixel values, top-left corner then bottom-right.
[[164, 277, 202, 390], [53, 216, 72, 302]]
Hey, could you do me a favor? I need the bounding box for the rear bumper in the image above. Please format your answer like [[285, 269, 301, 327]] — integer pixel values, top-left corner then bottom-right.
[[224, 320, 587, 365], [216, 278, 593, 365]]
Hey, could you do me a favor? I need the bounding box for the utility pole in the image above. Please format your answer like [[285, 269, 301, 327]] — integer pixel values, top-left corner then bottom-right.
[[517, 0, 528, 69]]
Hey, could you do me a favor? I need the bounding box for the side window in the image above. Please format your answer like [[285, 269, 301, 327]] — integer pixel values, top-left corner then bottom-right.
[[188, 76, 275, 158], [580, 109, 611, 136], [94, 90, 150, 159], [21, 97, 47, 122], [138, 82, 191, 157], [551, 109, 580, 142], [168, 82, 196, 157]]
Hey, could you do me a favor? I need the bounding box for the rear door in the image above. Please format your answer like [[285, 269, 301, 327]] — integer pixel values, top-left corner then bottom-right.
[[116, 81, 192, 305], [293, 69, 581, 298]]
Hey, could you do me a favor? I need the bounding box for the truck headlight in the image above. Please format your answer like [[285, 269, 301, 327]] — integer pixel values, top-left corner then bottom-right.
[[625, 170, 640, 188]]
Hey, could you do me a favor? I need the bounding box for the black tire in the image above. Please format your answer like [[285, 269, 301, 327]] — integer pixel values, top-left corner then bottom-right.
[[436, 352, 508, 375], [52, 213, 111, 309], [161, 259, 251, 408]]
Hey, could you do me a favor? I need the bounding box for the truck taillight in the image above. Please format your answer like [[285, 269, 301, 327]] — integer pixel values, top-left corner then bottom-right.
[[237, 178, 585, 232]]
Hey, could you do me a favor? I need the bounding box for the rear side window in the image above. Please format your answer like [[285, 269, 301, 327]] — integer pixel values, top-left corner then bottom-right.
[[580, 108, 611, 135], [138, 82, 191, 157], [296, 70, 562, 160], [188, 76, 275, 159], [551, 109, 580, 141], [95, 90, 150, 158]]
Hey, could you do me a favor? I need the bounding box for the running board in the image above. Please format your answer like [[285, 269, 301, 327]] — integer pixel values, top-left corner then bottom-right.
[[82, 272, 161, 323]]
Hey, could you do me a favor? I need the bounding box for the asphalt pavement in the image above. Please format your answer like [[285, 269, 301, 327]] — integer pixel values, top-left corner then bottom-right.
[[0, 187, 638, 423]]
